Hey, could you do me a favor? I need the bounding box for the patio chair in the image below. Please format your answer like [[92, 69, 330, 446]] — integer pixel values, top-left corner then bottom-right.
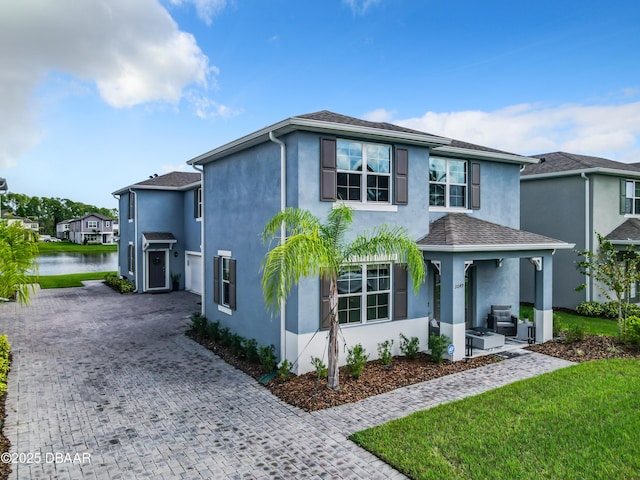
[[487, 305, 517, 336]]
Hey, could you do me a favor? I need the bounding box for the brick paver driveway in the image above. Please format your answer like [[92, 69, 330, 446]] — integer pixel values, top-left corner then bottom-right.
[[0, 282, 574, 479]]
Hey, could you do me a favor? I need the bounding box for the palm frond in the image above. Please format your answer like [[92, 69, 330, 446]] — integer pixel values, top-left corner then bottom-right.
[[320, 204, 353, 250], [261, 207, 321, 244]]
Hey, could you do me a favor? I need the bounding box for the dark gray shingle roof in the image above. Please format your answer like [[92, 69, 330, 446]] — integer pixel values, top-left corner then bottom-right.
[[522, 152, 640, 176], [295, 111, 524, 157], [605, 219, 640, 243], [417, 213, 566, 248], [143, 232, 177, 242], [134, 172, 201, 188]]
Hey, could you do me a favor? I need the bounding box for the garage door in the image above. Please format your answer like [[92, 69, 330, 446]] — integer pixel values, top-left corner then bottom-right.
[[185, 252, 203, 295]]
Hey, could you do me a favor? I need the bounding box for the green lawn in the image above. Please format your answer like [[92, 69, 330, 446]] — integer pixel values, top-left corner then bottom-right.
[[30, 271, 116, 288], [350, 359, 640, 480], [37, 241, 117, 253], [520, 304, 618, 337]]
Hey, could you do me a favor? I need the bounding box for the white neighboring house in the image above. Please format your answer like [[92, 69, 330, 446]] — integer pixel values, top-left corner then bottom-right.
[[3, 215, 39, 233], [56, 220, 70, 240]]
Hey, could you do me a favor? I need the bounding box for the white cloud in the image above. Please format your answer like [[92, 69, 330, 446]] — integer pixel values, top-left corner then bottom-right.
[[343, 0, 382, 16], [168, 0, 228, 25], [395, 101, 640, 162], [0, 0, 226, 168], [362, 108, 394, 122]]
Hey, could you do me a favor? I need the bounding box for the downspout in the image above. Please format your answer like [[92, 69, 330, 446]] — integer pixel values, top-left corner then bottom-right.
[[112, 193, 121, 277], [128, 189, 139, 293], [581, 172, 590, 302], [191, 164, 205, 317], [269, 131, 287, 363]]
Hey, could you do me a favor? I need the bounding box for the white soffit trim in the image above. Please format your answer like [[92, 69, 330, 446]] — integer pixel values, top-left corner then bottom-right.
[[433, 146, 538, 165], [188, 117, 452, 166], [521, 167, 640, 181], [418, 242, 575, 252]]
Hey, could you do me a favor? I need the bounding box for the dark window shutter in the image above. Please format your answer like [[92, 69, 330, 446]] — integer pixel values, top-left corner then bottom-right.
[[393, 264, 408, 320], [621, 178, 628, 214], [470, 162, 481, 210], [320, 138, 337, 202], [229, 259, 237, 310], [320, 278, 331, 330], [213, 256, 220, 304], [194, 189, 199, 218], [394, 147, 409, 205]]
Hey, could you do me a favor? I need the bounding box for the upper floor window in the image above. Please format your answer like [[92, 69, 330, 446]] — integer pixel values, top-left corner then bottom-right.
[[623, 180, 640, 215], [429, 157, 467, 208], [194, 187, 202, 218], [105, 221, 111, 228], [87, 220, 98, 229], [128, 193, 135, 220], [337, 140, 391, 203]]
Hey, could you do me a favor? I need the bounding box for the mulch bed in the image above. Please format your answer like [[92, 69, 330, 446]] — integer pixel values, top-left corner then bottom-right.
[[0, 394, 8, 480], [526, 334, 640, 362], [187, 332, 501, 411]]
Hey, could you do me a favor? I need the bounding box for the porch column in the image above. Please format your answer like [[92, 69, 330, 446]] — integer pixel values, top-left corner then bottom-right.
[[438, 255, 466, 361], [533, 254, 553, 343]]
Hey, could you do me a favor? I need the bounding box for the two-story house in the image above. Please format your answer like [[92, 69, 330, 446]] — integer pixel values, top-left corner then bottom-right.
[[521, 151, 640, 309], [56, 220, 70, 240], [188, 111, 572, 372], [112, 172, 202, 294], [67, 213, 116, 245]]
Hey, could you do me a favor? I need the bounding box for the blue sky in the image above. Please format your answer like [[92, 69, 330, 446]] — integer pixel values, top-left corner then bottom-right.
[[1, 0, 639, 209]]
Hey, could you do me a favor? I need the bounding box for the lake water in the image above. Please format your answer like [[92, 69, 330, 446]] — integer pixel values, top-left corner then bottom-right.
[[34, 252, 118, 276]]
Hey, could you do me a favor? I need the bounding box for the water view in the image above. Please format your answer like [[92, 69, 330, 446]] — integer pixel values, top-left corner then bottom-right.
[[34, 252, 118, 276]]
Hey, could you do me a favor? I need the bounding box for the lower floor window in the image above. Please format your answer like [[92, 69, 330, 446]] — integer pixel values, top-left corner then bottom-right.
[[337, 264, 390, 324], [222, 257, 231, 307]]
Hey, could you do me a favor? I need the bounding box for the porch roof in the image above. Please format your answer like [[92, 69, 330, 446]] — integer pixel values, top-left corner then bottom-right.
[[605, 218, 640, 245], [142, 232, 177, 250], [417, 214, 574, 252]]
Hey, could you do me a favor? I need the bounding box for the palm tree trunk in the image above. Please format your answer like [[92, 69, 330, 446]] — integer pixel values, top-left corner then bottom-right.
[[327, 278, 340, 391]]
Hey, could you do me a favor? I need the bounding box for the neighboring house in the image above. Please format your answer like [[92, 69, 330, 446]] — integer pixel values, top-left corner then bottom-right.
[[67, 213, 117, 245], [3, 215, 40, 233], [112, 172, 202, 294], [188, 111, 572, 373], [521, 151, 640, 309], [56, 220, 70, 240]]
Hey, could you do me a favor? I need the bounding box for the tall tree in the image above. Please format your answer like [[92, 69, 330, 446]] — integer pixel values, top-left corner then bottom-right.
[[576, 233, 640, 340], [0, 221, 39, 305], [261, 205, 425, 390]]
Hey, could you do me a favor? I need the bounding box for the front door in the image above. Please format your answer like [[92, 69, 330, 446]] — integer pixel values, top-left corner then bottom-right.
[[148, 250, 166, 289]]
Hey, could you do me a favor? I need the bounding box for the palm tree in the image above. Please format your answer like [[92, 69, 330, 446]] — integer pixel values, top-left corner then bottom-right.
[[261, 204, 425, 390], [0, 220, 39, 305]]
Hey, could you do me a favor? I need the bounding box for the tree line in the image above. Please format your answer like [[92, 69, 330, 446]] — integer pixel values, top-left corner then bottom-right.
[[0, 193, 117, 237]]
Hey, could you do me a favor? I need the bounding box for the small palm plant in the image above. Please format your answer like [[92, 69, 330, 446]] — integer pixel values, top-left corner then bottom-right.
[[0, 221, 39, 305], [261, 204, 424, 390]]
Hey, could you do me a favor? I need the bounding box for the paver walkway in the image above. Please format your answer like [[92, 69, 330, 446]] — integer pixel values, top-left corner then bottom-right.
[[0, 283, 574, 479]]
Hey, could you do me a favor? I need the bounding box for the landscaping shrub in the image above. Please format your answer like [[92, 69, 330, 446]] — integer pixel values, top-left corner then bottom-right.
[[104, 273, 135, 294], [0, 335, 10, 395], [187, 312, 208, 337], [259, 344, 277, 373], [565, 321, 585, 344], [218, 327, 231, 346], [429, 334, 449, 364], [377, 339, 394, 366], [310, 356, 327, 379], [399, 333, 420, 360], [244, 338, 260, 363], [576, 301, 604, 317], [625, 316, 640, 345], [229, 333, 245, 357], [206, 320, 220, 342], [278, 359, 292, 380], [347, 343, 369, 379]]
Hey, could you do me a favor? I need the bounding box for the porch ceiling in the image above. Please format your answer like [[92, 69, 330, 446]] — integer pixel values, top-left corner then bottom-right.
[[417, 214, 574, 253]]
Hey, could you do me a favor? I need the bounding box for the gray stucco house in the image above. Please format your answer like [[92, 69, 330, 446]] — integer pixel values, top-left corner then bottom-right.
[[112, 172, 202, 294], [188, 111, 571, 373], [521, 151, 640, 309], [67, 213, 116, 245]]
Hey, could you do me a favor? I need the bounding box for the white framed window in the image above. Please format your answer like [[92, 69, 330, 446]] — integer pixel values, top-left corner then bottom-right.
[[214, 251, 235, 313], [624, 180, 640, 215], [87, 220, 98, 229], [105, 221, 111, 228], [221, 257, 231, 307], [337, 263, 391, 325], [128, 243, 135, 274], [429, 157, 467, 208], [196, 187, 202, 219], [337, 140, 391, 203]]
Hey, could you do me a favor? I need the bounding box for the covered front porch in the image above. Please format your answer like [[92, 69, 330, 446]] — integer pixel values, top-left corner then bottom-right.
[[418, 214, 574, 361]]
